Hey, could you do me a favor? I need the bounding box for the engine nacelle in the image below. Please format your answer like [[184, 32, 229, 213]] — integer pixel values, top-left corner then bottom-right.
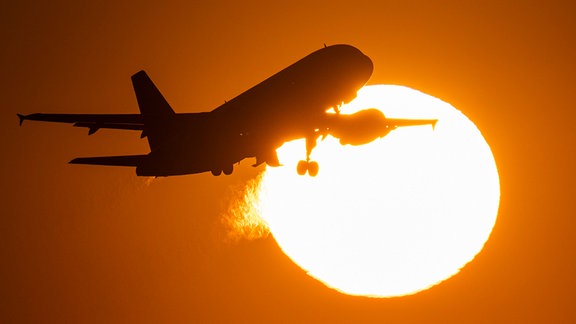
[[328, 109, 392, 146]]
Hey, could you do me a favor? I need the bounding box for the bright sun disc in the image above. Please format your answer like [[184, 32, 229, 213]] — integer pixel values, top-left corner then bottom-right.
[[253, 85, 500, 297]]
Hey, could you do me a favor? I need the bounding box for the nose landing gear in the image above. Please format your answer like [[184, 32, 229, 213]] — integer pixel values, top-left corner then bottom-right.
[[297, 135, 320, 177], [297, 160, 319, 177]]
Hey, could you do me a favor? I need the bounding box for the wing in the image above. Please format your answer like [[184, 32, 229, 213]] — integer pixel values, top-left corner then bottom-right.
[[385, 118, 438, 129], [17, 113, 145, 135]]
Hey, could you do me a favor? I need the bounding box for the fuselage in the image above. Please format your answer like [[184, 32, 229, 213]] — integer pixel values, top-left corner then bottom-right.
[[18, 45, 377, 177], [138, 45, 374, 176]]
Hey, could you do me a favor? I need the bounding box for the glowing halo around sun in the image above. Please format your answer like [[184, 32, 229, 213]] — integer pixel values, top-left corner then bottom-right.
[[243, 85, 500, 298]]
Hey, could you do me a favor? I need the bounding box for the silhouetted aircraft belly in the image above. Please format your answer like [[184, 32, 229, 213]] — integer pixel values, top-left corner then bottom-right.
[[18, 44, 436, 177]]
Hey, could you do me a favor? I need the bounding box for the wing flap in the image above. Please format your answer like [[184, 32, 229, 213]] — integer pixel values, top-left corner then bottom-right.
[[69, 155, 147, 167]]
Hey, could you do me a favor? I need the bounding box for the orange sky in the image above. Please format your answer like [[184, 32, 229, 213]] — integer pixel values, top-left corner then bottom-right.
[[2, 0, 575, 322]]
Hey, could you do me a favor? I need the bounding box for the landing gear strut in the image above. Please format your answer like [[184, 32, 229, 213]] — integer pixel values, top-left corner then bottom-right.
[[297, 135, 320, 177], [295, 102, 342, 176]]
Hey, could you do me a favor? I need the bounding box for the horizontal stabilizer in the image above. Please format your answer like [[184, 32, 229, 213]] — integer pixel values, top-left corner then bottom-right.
[[73, 122, 145, 135], [69, 155, 147, 167]]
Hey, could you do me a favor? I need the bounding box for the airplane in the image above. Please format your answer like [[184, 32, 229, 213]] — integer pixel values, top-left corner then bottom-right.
[[17, 44, 437, 177]]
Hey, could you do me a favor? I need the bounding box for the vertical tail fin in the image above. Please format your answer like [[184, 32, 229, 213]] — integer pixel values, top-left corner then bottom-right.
[[131, 70, 175, 151]]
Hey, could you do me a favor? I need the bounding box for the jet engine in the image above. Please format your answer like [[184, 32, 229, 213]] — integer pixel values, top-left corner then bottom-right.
[[327, 109, 392, 146]]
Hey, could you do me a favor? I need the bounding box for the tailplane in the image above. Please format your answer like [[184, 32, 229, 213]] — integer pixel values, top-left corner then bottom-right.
[[131, 71, 175, 151]]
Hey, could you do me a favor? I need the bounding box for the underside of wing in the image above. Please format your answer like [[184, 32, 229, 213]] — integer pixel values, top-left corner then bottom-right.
[[69, 155, 147, 167], [385, 118, 438, 129]]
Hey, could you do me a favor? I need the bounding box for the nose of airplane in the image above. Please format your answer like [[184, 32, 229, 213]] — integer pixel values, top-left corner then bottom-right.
[[348, 46, 373, 83], [361, 53, 374, 81]]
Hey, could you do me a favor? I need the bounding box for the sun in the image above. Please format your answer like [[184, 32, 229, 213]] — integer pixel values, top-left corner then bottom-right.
[[241, 85, 500, 297]]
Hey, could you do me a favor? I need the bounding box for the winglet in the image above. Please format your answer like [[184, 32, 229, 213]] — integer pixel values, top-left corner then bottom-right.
[[17, 114, 25, 126], [432, 119, 438, 130]]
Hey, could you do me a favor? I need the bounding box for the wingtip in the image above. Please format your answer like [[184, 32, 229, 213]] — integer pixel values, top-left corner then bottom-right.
[[432, 119, 438, 130], [69, 158, 82, 164], [17, 113, 25, 126]]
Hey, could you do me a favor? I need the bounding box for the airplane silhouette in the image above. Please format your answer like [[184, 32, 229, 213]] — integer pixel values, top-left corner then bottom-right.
[[18, 44, 436, 177]]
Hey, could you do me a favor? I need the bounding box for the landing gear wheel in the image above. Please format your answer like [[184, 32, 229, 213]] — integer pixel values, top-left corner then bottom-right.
[[297, 160, 308, 176], [307, 161, 319, 177], [296, 134, 321, 176], [222, 164, 233, 175], [211, 169, 222, 176], [296, 160, 319, 176]]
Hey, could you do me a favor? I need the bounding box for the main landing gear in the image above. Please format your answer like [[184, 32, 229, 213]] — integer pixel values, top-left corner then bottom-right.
[[297, 135, 319, 177], [211, 164, 233, 176]]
